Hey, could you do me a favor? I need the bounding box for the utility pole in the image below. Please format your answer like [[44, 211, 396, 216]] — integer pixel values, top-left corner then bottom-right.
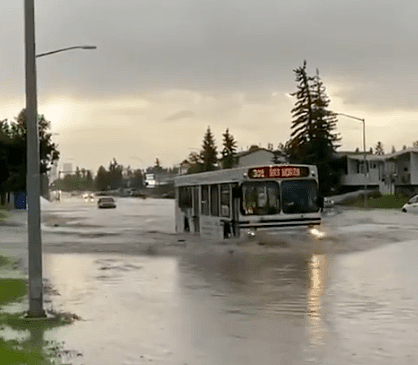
[[25, 0, 45, 317]]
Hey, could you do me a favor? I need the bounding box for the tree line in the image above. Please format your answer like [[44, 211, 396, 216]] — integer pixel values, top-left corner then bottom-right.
[[53, 159, 144, 192], [53, 157, 179, 192]]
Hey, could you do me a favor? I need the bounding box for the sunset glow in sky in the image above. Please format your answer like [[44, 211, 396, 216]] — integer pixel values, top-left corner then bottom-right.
[[2, 0, 418, 172]]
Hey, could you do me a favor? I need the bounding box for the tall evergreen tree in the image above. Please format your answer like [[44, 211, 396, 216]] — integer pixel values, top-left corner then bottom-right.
[[287, 61, 341, 195], [287, 60, 315, 162], [200, 126, 218, 172], [311, 69, 340, 152], [221, 128, 237, 169]]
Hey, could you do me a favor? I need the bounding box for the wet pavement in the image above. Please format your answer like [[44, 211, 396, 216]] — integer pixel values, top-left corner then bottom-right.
[[1, 196, 418, 364]]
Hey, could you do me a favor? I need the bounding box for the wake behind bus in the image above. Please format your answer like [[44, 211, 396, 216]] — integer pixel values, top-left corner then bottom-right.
[[174, 164, 323, 240]]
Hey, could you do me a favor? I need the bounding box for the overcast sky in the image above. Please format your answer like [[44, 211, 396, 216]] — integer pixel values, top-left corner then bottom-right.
[[2, 0, 418, 172]]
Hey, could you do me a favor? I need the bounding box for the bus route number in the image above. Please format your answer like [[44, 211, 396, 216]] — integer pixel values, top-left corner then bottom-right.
[[251, 168, 265, 178]]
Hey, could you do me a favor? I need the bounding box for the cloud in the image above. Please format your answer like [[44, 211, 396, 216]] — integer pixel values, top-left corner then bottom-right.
[[165, 110, 195, 121]]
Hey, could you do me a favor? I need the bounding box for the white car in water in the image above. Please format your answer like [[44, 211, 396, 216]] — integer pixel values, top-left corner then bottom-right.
[[401, 195, 418, 213], [97, 197, 117, 209]]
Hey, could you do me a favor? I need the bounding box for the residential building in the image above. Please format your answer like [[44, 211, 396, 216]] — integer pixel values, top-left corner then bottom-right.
[[232, 147, 287, 168], [340, 148, 418, 195], [179, 160, 191, 175]]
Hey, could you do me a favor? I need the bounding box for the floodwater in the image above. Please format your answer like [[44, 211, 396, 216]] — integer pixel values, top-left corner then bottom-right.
[[1, 196, 418, 364]]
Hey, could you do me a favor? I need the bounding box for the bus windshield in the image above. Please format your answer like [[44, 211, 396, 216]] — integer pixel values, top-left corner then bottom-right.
[[281, 180, 319, 214], [241, 182, 280, 215]]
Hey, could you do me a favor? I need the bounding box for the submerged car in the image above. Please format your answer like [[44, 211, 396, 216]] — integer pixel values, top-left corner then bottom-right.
[[401, 195, 418, 213], [97, 197, 116, 209]]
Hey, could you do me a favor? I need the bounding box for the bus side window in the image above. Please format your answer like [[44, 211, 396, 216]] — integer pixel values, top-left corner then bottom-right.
[[210, 185, 219, 216], [221, 184, 230, 217], [201, 185, 209, 215]]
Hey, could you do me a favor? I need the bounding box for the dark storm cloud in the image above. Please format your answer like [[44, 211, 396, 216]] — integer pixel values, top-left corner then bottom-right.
[[2, 0, 418, 109]]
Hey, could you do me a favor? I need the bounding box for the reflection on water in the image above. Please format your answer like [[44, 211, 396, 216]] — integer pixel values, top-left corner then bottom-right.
[[306, 253, 327, 348], [43, 254, 182, 365]]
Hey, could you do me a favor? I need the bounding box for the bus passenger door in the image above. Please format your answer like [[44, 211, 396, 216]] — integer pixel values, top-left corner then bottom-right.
[[232, 184, 240, 237], [192, 186, 200, 233]]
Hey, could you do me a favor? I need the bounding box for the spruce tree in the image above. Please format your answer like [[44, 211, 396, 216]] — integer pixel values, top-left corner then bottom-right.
[[288, 60, 315, 162], [200, 126, 218, 172], [311, 69, 340, 152], [221, 128, 237, 169], [287, 61, 341, 195]]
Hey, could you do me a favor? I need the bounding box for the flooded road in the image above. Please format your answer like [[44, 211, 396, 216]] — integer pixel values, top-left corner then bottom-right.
[[1, 196, 418, 364]]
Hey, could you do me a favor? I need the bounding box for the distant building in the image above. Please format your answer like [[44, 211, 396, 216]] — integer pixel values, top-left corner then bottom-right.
[[179, 160, 191, 175], [339, 148, 418, 195], [62, 163, 73, 175], [145, 173, 156, 188], [233, 147, 287, 168]]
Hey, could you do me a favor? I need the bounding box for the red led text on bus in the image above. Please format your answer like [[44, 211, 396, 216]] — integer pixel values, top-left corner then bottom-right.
[[248, 166, 309, 179]]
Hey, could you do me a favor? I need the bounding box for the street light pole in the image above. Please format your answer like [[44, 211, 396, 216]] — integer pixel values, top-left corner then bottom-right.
[[24, 0, 96, 317], [25, 0, 44, 317], [336, 112, 368, 208]]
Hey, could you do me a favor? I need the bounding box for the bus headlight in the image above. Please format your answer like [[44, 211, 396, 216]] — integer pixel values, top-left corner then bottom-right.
[[309, 227, 325, 239]]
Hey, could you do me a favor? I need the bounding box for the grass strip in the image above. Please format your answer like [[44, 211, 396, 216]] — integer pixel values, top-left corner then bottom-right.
[[0, 337, 51, 365], [0, 274, 74, 364], [342, 193, 409, 209], [0, 278, 26, 307]]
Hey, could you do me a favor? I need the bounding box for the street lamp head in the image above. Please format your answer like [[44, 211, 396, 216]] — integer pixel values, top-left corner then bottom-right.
[[81, 46, 97, 50]]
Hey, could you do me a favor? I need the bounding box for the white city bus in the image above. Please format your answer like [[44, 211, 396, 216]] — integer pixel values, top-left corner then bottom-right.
[[174, 164, 323, 240]]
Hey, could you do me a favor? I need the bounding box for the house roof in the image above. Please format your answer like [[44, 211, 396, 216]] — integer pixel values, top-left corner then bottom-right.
[[235, 147, 284, 159], [346, 148, 418, 161], [180, 160, 191, 167]]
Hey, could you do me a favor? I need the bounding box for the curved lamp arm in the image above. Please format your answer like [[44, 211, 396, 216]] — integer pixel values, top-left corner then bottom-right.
[[36, 45, 97, 58]]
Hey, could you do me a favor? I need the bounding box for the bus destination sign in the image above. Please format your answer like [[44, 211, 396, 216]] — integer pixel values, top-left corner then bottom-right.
[[248, 166, 310, 179]]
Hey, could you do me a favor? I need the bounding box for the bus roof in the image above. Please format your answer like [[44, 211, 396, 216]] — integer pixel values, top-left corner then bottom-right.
[[174, 164, 318, 186]]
